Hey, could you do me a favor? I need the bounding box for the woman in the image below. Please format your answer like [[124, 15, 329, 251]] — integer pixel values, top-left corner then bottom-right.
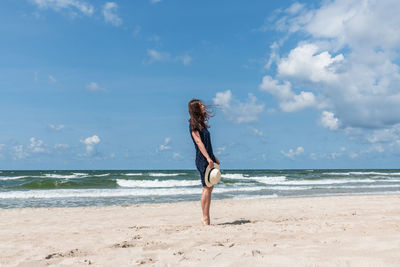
[[188, 99, 220, 226]]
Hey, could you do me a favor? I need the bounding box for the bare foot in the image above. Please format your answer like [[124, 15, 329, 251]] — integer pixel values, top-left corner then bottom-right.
[[201, 217, 210, 226]]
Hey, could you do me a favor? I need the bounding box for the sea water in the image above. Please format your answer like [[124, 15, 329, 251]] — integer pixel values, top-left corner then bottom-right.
[[1, 169, 400, 209]]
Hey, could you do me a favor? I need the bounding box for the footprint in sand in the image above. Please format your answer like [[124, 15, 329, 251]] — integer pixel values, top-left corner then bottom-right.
[[45, 248, 84, 259], [112, 241, 136, 248], [136, 257, 155, 265]]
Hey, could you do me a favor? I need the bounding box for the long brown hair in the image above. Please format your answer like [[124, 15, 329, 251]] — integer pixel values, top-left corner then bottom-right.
[[188, 99, 214, 131]]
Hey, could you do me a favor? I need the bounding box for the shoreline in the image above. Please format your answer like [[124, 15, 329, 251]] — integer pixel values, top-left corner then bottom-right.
[[1, 191, 400, 210], [1, 194, 399, 266]]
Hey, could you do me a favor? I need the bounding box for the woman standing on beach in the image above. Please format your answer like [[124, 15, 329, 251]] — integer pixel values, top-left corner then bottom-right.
[[188, 99, 220, 226]]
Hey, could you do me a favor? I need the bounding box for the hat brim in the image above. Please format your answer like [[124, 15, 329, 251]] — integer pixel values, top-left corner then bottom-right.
[[204, 163, 220, 187]]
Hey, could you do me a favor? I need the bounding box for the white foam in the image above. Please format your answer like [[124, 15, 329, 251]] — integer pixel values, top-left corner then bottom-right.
[[117, 179, 200, 188], [44, 174, 88, 179], [265, 186, 313, 190], [0, 188, 200, 199], [322, 184, 400, 189], [124, 173, 143, 176], [350, 172, 400, 176], [148, 173, 182, 177], [221, 173, 248, 179], [250, 176, 287, 183], [323, 172, 400, 176], [214, 186, 268, 193], [323, 172, 351, 176], [254, 178, 376, 185], [93, 173, 110, 177], [73, 172, 89, 176], [0, 176, 30, 181], [233, 194, 279, 200], [0, 186, 269, 199]]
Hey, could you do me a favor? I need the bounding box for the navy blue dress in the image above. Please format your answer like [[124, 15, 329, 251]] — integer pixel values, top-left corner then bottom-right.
[[189, 124, 216, 187]]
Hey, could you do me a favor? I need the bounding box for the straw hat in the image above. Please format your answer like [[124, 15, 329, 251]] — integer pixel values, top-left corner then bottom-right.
[[204, 163, 221, 187]]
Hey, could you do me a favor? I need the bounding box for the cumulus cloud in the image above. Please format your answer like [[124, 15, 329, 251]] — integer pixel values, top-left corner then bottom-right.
[[281, 146, 304, 159], [158, 137, 171, 151], [31, 0, 94, 16], [278, 43, 344, 83], [259, 76, 316, 112], [264, 0, 400, 131], [213, 90, 264, 123], [320, 111, 339, 131], [103, 2, 122, 26], [82, 135, 100, 154]]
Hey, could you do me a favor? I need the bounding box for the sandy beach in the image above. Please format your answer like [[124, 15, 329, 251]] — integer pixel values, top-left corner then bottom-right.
[[1, 194, 399, 266]]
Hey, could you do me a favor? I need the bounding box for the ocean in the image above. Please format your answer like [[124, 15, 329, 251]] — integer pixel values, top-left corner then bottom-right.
[[1, 169, 400, 209]]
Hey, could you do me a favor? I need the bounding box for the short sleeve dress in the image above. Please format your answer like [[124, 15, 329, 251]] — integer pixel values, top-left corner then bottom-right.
[[189, 124, 217, 187]]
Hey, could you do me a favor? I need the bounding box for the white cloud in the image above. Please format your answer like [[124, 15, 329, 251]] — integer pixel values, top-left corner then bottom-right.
[[146, 49, 171, 64], [259, 76, 316, 112], [103, 2, 122, 26], [281, 146, 304, 159], [49, 124, 65, 131], [29, 137, 47, 153], [150, 0, 162, 4], [366, 126, 400, 144], [285, 2, 304, 15], [82, 135, 100, 154], [320, 111, 339, 131], [213, 90, 264, 123], [145, 49, 191, 66], [31, 0, 94, 16], [158, 137, 171, 151], [266, 0, 400, 131], [277, 43, 344, 83], [86, 82, 106, 92]]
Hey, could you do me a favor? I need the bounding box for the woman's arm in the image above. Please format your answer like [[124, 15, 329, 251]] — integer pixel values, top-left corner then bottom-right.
[[191, 130, 214, 169], [214, 156, 220, 165]]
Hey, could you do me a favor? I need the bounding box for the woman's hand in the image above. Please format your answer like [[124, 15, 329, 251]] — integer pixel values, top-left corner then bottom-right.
[[207, 158, 214, 169]]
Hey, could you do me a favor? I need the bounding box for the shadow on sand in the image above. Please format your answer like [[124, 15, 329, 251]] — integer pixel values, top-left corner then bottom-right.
[[218, 219, 252, 225]]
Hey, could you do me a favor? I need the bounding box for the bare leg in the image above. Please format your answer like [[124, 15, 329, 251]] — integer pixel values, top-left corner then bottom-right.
[[201, 186, 214, 225]]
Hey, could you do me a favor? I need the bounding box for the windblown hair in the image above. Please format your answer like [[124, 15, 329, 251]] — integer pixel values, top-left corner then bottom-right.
[[188, 99, 214, 131]]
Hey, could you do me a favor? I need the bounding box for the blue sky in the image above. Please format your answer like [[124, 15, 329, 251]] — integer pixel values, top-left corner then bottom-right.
[[1, 0, 400, 170]]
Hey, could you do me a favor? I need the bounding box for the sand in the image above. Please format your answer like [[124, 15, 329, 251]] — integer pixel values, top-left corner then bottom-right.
[[0, 194, 399, 266]]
